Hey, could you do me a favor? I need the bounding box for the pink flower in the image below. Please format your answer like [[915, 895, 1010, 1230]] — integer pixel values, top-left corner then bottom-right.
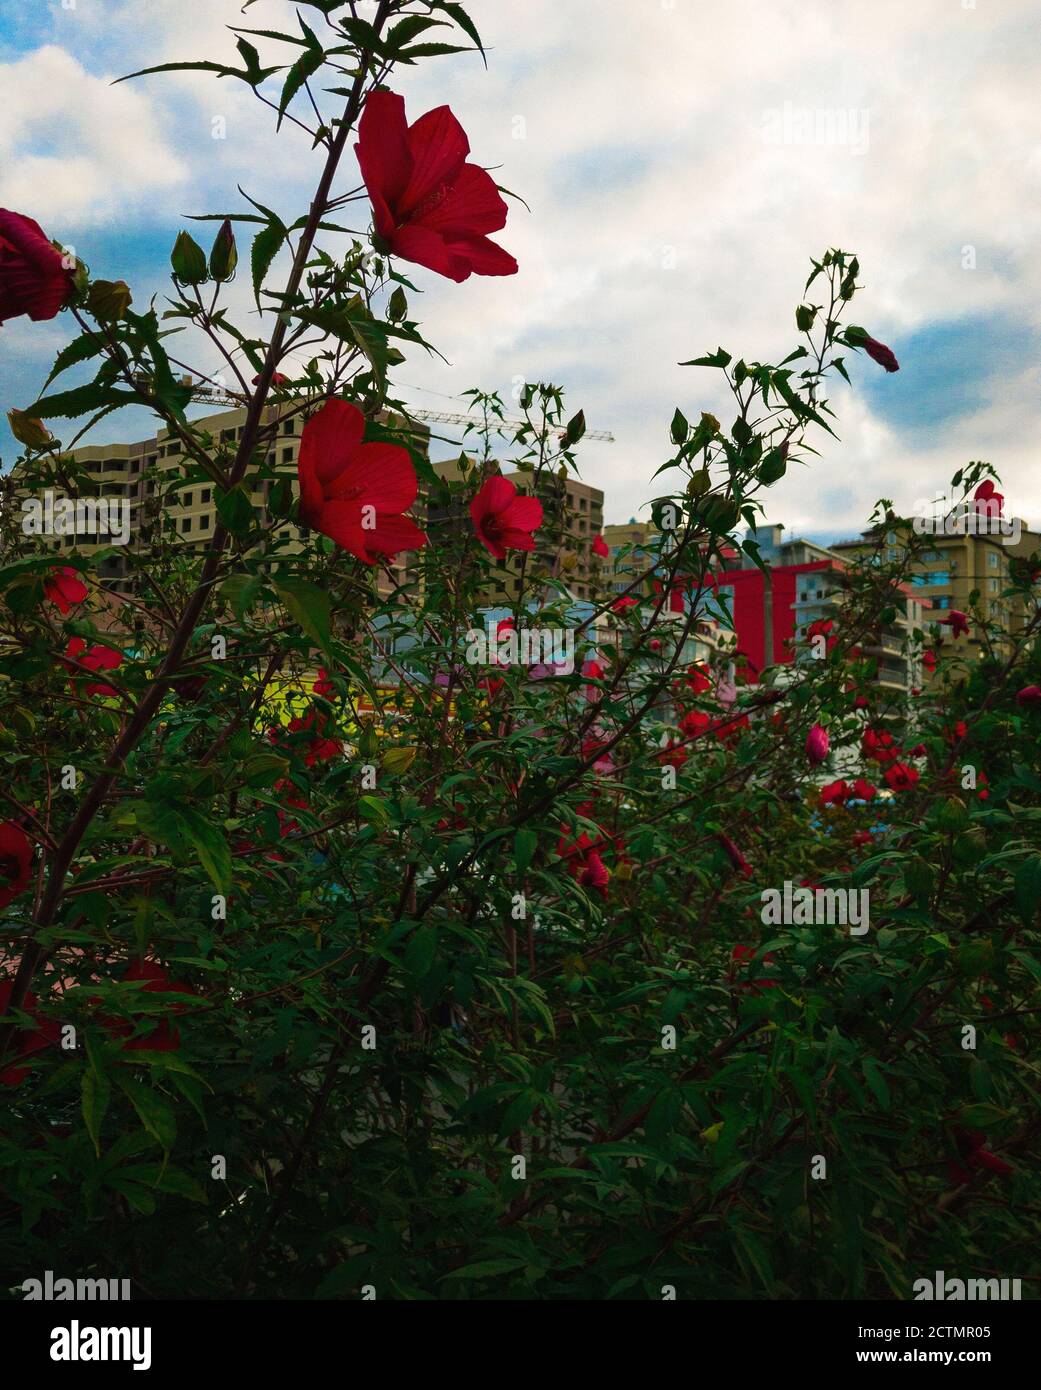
[[1016, 685, 1041, 708], [806, 723, 829, 765]]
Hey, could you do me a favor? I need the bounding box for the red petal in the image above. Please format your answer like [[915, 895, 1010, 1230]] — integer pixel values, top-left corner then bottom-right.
[[501, 493, 543, 532], [355, 91, 412, 234], [299, 399, 365, 489], [312, 501, 369, 562], [390, 224, 471, 281], [471, 475, 516, 524], [445, 233, 518, 278], [419, 163, 508, 236], [400, 105, 469, 216], [326, 441, 417, 511], [362, 513, 428, 562]]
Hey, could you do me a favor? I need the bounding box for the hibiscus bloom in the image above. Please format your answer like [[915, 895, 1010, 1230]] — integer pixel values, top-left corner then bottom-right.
[[850, 779, 877, 801], [922, 650, 936, 673], [0, 822, 32, 910], [862, 727, 900, 764], [611, 595, 638, 613], [716, 832, 752, 877], [557, 829, 609, 895], [680, 709, 711, 740], [952, 1126, 1013, 1179], [469, 475, 543, 559], [973, 480, 1004, 517], [592, 533, 609, 559], [1016, 685, 1041, 708], [937, 610, 970, 638], [0, 980, 60, 1085], [43, 566, 87, 615], [298, 399, 427, 564], [103, 959, 195, 1053], [312, 667, 334, 698], [819, 780, 849, 806], [355, 91, 517, 283], [806, 723, 829, 765], [64, 637, 123, 698], [852, 331, 899, 373], [0, 209, 74, 327], [883, 762, 919, 792]]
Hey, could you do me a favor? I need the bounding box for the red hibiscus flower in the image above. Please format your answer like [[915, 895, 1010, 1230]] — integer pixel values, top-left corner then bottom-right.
[[355, 91, 517, 283], [938, 609, 969, 638], [922, 649, 936, 673], [312, 667, 334, 698], [0, 980, 60, 1085], [976, 771, 989, 801], [0, 209, 74, 327], [862, 727, 900, 764], [1016, 685, 1041, 708], [806, 723, 829, 765], [852, 829, 873, 846], [819, 780, 849, 806], [658, 740, 688, 769], [952, 1126, 1013, 1179], [648, 638, 662, 653], [557, 830, 609, 895], [851, 331, 899, 373], [716, 832, 752, 877], [297, 399, 427, 564], [973, 480, 1004, 517], [469, 476, 543, 559], [592, 533, 609, 559], [0, 821, 33, 910], [883, 762, 919, 792], [44, 566, 88, 615], [64, 637, 123, 697], [611, 595, 638, 613], [850, 778, 877, 801], [103, 959, 195, 1053], [730, 944, 779, 993]]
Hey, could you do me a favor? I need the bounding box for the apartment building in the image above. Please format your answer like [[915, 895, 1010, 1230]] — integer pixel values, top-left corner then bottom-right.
[[10, 400, 425, 597], [707, 524, 929, 692], [832, 516, 1041, 663]]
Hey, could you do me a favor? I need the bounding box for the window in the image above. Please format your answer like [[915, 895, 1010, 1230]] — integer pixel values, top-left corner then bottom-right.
[[988, 552, 998, 568], [199, 513, 211, 531], [283, 419, 295, 435], [934, 595, 951, 610], [184, 492, 193, 507], [913, 570, 949, 587], [283, 448, 294, 463], [988, 577, 999, 593], [201, 489, 211, 504], [180, 517, 191, 533]]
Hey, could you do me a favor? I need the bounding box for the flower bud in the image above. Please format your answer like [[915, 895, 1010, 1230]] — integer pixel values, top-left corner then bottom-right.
[[209, 219, 238, 283], [7, 409, 53, 450], [171, 231, 209, 284], [86, 279, 133, 323]]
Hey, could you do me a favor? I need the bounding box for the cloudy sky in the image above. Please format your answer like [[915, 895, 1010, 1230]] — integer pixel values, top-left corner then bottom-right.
[[2, 0, 1039, 542]]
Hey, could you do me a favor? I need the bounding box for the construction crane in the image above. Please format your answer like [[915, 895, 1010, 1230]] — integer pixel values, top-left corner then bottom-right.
[[178, 380, 615, 444]]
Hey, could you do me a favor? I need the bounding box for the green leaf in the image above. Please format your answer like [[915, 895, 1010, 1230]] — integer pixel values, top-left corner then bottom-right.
[[274, 577, 332, 657], [514, 828, 537, 876], [175, 806, 232, 895], [277, 45, 324, 126], [82, 1066, 111, 1158], [251, 220, 287, 308], [216, 484, 255, 535], [404, 925, 438, 979], [115, 1075, 177, 1152]]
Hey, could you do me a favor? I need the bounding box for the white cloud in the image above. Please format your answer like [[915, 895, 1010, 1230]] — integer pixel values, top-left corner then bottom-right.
[[0, 45, 189, 226]]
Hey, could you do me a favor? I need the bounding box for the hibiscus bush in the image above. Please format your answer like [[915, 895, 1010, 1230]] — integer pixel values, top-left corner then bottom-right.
[[3, 1, 1041, 1301]]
